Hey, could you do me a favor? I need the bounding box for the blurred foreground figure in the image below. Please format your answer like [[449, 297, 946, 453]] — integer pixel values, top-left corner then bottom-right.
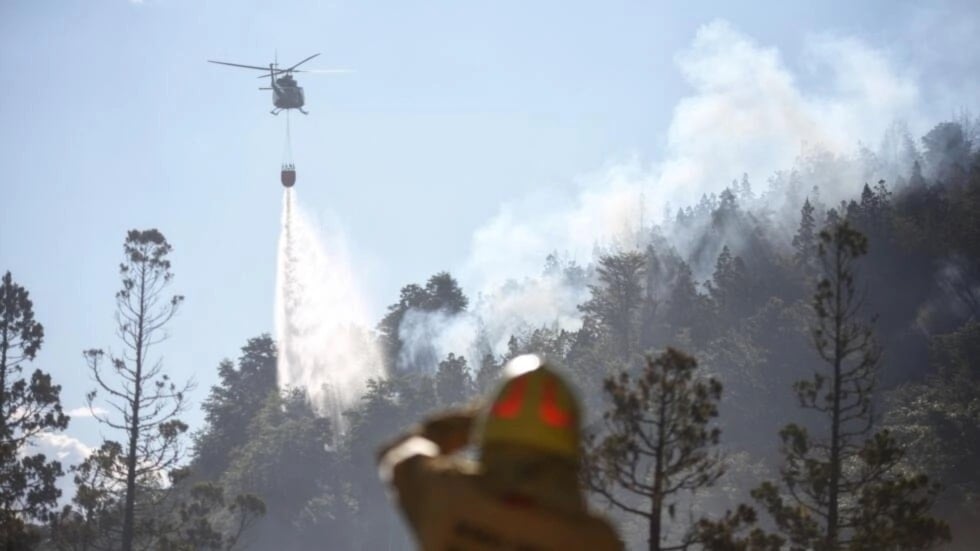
[[378, 354, 623, 550]]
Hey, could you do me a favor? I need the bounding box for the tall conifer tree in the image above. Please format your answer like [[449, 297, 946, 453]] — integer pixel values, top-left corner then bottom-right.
[[0, 271, 68, 547], [751, 221, 949, 550], [84, 230, 192, 551]]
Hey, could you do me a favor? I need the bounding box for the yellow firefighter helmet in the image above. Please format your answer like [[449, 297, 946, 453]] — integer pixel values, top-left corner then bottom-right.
[[477, 354, 581, 461]]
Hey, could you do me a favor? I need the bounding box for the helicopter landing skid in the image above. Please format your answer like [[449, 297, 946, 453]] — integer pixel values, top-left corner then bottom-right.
[[270, 108, 307, 115]]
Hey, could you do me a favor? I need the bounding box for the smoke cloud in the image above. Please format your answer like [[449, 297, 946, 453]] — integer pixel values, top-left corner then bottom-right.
[[465, 20, 921, 290], [278, 17, 975, 385], [404, 18, 972, 366]]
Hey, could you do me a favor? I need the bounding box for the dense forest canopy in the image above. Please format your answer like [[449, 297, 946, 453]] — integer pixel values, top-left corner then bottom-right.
[[3, 117, 980, 549]]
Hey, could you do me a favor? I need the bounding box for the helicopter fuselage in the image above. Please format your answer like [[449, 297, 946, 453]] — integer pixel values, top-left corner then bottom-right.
[[271, 74, 305, 110]]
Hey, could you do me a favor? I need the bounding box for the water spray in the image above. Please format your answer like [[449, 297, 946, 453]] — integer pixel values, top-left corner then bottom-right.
[[274, 189, 384, 433]]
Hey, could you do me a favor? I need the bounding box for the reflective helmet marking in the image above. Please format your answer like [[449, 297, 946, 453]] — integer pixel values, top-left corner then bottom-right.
[[491, 376, 527, 419], [539, 379, 572, 428]]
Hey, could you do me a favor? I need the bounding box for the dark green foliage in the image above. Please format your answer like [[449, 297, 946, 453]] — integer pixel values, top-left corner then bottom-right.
[[435, 353, 472, 407], [793, 198, 818, 272], [378, 272, 469, 370], [748, 221, 949, 550], [52, 446, 265, 551], [662, 260, 710, 342], [422, 272, 469, 314], [37, 118, 980, 550], [155, 483, 265, 551], [707, 245, 754, 323], [885, 322, 980, 547], [698, 297, 813, 453], [693, 505, 784, 551], [49, 441, 126, 549], [1, 271, 68, 548], [341, 377, 411, 549], [193, 335, 278, 480], [579, 251, 647, 358], [584, 348, 724, 551], [222, 389, 341, 550], [922, 122, 973, 184], [187, 119, 976, 549]]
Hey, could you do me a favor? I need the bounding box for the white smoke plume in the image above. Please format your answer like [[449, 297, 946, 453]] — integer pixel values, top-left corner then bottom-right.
[[275, 190, 384, 430], [402, 18, 972, 364], [397, 309, 479, 373], [273, 17, 974, 388], [465, 20, 921, 289]]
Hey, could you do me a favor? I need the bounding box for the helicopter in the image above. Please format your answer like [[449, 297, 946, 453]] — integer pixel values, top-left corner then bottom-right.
[[208, 53, 346, 115]]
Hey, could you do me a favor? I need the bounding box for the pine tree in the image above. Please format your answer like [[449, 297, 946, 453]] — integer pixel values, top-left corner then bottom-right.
[[377, 272, 469, 370], [792, 198, 818, 271], [663, 261, 708, 343], [707, 246, 753, 322], [84, 229, 192, 551], [738, 173, 754, 203], [584, 348, 725, 551], [579, 251, 647, 357], [639, 246, 663, 351], [193, 335, 278, 480], [423, 272, 469, 314], [474, 352, 501, 395], [751, 221, 950, 550], [718, 188, 739, 214], [435, 352, 472, 407], [1, 271, 69, 547]]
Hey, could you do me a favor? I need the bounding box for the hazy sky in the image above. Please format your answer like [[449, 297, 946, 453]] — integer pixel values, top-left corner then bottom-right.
[[2, 0, 978, 468]]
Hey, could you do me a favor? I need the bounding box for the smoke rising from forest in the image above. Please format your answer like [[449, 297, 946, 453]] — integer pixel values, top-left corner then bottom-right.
[[269, 17, 977, 411], [465, 21, 915, 282], [274, 190, 383, 429], [394, 19, 975, 372]]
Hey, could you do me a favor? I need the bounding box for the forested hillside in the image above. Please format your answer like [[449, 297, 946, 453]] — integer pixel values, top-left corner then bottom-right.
[[4, 118, 979, 549]]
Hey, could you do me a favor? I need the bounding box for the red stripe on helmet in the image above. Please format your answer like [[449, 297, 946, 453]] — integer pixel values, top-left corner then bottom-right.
[[539, 379, 571, 428], [492, 377, 528, 418]]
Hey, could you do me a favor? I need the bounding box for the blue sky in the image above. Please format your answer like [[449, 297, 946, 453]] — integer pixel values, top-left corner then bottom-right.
[[2, 0, 978, 469]]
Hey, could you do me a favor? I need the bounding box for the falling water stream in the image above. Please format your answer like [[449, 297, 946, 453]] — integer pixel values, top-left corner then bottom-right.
[[274, 189, 383, 433]]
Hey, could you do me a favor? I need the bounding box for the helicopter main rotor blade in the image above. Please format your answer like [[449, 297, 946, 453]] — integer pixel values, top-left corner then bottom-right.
[[295, 69, 353, 74], [285, 53, 321, 72], [208, 60, 273, 71], [257, 68, 352, 78]]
